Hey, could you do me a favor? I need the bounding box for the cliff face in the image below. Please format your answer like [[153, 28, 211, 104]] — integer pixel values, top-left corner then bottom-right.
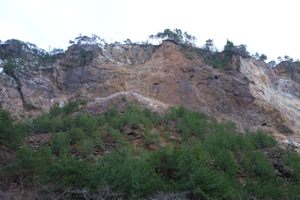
[[240, 59, 300, 143], [0, 40, 299, 144]]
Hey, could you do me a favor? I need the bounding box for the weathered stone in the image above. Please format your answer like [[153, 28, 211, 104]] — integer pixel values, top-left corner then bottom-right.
[[0, 40, 299, 145]]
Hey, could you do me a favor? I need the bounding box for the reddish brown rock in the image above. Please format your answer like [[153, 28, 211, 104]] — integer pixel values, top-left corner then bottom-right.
[[0, 40, 299, 144]]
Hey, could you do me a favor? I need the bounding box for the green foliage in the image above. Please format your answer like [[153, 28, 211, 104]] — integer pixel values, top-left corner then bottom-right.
[[2, 105, 300, 199], [247, 131, 277, 149], [48, 103, 62, 117], [3, 60, 16, 77], [0, 109, 24, 148], [51, 133, 69, 156], [103, 105, 160, 131], [241, 151, 276, 179], [31, 101, 82, 133], [62, 100, 83, 115], [224, 40, 249, 58], [74, 113, 97, 133], [224, 40, 235, 54], [48, 156, 93, 189], [2, 146, 52, 183], [144, 131, 160, 146], [32, 114, 69, 133], [260, 54, 267, 61], [149, 28, 196, 46], [77, 138, 94, 156], [191, 39, 251, 70], [283, 152, 300, 182], [67, 127, 85, 143], [165, 107, 208, 139]]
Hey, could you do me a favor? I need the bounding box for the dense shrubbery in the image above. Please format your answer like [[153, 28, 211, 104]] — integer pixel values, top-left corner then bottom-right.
[[0, 110, 24, 149], [1, 105, 300, 199]]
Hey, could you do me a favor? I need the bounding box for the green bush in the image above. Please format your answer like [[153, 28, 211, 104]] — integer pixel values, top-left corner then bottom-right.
[[51, 133, 69, 156], [74, 113, 97, 133], [165, 107, 208, 139], [48, 103, 63, 117], [247, 131, 277, 149], [3, 61, 16, 77], [32, 114, 68, 133], [121, 106, 158, 130], [245, 179, 289, 200], [48, 157, 93, 189], [62, 100, 82, 115], [77, 138, 94, 156], [0, 109, 24, 148], [67, 127, 85, 143], [144, 131, 160, 146], [283, 152, 300, 183], [97, 151, 164, 197], [32, 101, 82, 133], [212, 149, 239, 176], [241, 151, 276, 179], [2, 146, 52, 183]]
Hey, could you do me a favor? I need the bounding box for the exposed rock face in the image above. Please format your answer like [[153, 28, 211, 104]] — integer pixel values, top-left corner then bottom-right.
[[274, 61, 300, 98], [0, 74, 24, 117], [240, 59, 300, 141], [84, 92, 169, 115], [0, 40, 299, 143], [275, 61, 300, 84]]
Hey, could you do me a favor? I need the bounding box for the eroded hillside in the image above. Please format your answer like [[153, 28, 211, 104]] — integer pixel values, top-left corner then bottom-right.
[[0, 39, 299, 145]]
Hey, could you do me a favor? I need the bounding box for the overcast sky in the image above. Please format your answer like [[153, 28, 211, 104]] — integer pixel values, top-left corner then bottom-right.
[[0, 0, 299, 61]]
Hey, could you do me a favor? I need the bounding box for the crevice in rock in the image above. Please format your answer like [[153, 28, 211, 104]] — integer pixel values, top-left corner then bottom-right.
[[9, 72, 24, 101], [8, 71, 35, 110]]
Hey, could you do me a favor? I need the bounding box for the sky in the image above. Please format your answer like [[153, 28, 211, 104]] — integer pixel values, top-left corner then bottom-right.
[[0, 0, 299, 61]]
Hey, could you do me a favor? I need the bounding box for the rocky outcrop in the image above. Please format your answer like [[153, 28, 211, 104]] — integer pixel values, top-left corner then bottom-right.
[[275, 61, 300, 84], [0, 74, 24, 118], [240, 58, 300, 142], [0, 40, 299, 144], [84, 92, 169, 115]]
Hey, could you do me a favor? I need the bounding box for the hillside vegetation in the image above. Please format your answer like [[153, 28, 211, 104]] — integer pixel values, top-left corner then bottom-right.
[[1, 102, 300, 199]]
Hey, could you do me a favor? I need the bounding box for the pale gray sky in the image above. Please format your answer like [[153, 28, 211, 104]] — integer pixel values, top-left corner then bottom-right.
[[0, 0, 299, 60]]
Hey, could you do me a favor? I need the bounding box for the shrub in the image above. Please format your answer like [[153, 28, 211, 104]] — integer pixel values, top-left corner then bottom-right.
[[92, 151, 164, 197], [62, 100, 84, 115], [245, 179, 289, 200], [67, 127, 85, 143], [247, 131, 277, 149], [241, 151, 276, 179], [2, 146, 52, 183], [74, 113, 98, 133], [121, 106, 156, 130], [165, 107, 208, 139], [211, 149, 239, 176], [48, 103, 63, 118], [144, 131, 160, 146], [0, 109, 23, 148], [77, 138, 94, 156], [283, 152, 300, 183], [33, 115, 69, 133], [51, 133, 69, 156], [3, 61, 16, 77], [48, 157, 93, 189]]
